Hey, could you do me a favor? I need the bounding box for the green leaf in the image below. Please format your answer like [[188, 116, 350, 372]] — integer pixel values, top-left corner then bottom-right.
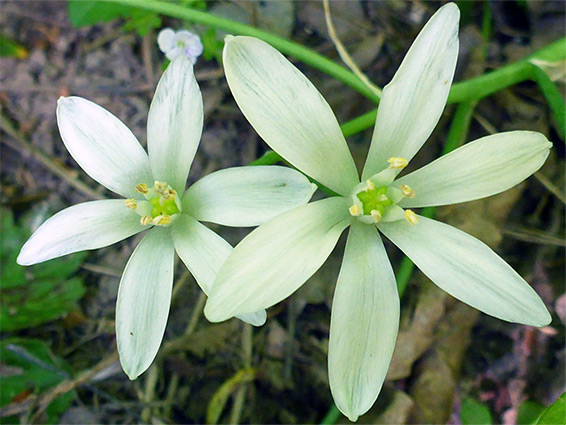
[[534, 393, 566, 425], [0, 208, 86, 331], [1, 277, 86, 332], [67, 0, 131, 27], [201, 27, 223, 63], [461, 397, 493, 425], [518, 400, 545, 424], [0, 35, 28, 58], [67, 0, 161, 37], [1, 338, 73, 424], [122, 9, 162, 36]]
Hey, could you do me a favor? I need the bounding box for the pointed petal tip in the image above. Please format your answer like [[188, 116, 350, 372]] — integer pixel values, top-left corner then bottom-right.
[[237, 309, 267, 327], [224, 34, 235, 43], [532, 307, 552, 327], [347, 414, 359, 422], [126, 369, 141, 381], [16, 251, 33, 266]]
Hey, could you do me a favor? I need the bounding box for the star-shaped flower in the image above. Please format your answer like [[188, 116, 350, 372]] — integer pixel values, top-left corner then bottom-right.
[[204, 4, 552, 421], [17, 57, 316, 380]]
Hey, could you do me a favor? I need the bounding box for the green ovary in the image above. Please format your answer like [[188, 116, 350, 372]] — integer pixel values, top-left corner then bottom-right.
[[357, 185, 392, 215], [150, 197, 179, 218]]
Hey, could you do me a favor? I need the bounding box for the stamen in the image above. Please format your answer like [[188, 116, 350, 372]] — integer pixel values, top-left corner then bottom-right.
[[362, 179, 375, 192], [349, 204, 362, 216], [124, 198, 137, 210], [370, 209, 382, 223], [165, 189, 177, 200], [136, 183, 149, 194], [153, 215, 171, 226], [140, 215, 152, 226], [404, 210, 418, 225], [388, 157, 408, 169], [400, 185, 415, 198], [154, 181, 169, 194]]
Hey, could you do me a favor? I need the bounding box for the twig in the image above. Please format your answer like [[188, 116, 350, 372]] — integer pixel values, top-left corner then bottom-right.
[[535, 172, 566, 205], [184, 291, 207, 336], [322, 0, 382, 98], [0, 113, 103, 200], [229, 323, 253, 424], [0, 352, 119, 418], [141, 365, 159, 423], [142, 31, 155, 87]]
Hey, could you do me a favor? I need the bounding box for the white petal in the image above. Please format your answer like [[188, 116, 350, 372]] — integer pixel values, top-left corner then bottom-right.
[[165, 47, 183, 61], [396, 131, 552, 208], [183, 166, 317, 226], [172, 214, 231, 294], [17, 200, 146, 265], [237, 310, 267, 327], [379, 216, 551, 326], [172, 214, 267, 326], [147, 56, 203, 193], [362, 3, 460, 179], [57, 97, 153, 198], [116, 228, 175, 380], [223, 36, 359, 196], [329, 223, 399, 422], [204, 197, 352, 322], [157, 28, 176, 53]]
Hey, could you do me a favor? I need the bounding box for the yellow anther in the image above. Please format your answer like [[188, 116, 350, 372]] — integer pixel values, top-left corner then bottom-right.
[[349, 204, 362, 216], [377, 194, 388, 202], [362, 179, 375, 192], [400, 185, 415, 198], [165, 189, 177, 200], [153, 215, 171, 226], [124, 198, 137, 210], [388, 157, 409, 169], [136, 183, 149, 194], [404, 210, 418, 225], [140, 215, 152, 226], [154, 181, 169, 194], [370, 209, 382, 223]]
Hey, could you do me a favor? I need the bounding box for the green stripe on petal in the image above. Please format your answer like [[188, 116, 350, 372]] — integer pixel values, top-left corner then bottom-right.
[[329, 223, 399, 422], [362, 3, 460, 179], [116, 228, 175, 380], [379, 216, 551, 327], [397, 131, 552, 208], [183, 166, 316, 227], [17, 200, 146, 265], [223, 36, 359, 196], [204, 197, 352, 322], [147, 57, 203, 194]]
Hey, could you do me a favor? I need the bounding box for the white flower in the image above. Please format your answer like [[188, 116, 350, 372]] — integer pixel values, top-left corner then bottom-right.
[[17, 57, 316, 380], [203, 3, 552, 421], [157, 27, 203, 64]]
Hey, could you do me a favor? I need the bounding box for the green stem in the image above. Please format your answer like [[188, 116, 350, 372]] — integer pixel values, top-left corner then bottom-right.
[[113, 0, 564, 141], [109, 0, 381, 103], [338, 38, 566, 137], [320, 404, 341, 425], [529, 63, 566, 140], [396, 99, 477, 296]]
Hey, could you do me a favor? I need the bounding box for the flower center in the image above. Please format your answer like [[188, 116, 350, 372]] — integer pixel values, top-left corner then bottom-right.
[[124, 181, 182, 227], [349, 157, 418, 226]]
